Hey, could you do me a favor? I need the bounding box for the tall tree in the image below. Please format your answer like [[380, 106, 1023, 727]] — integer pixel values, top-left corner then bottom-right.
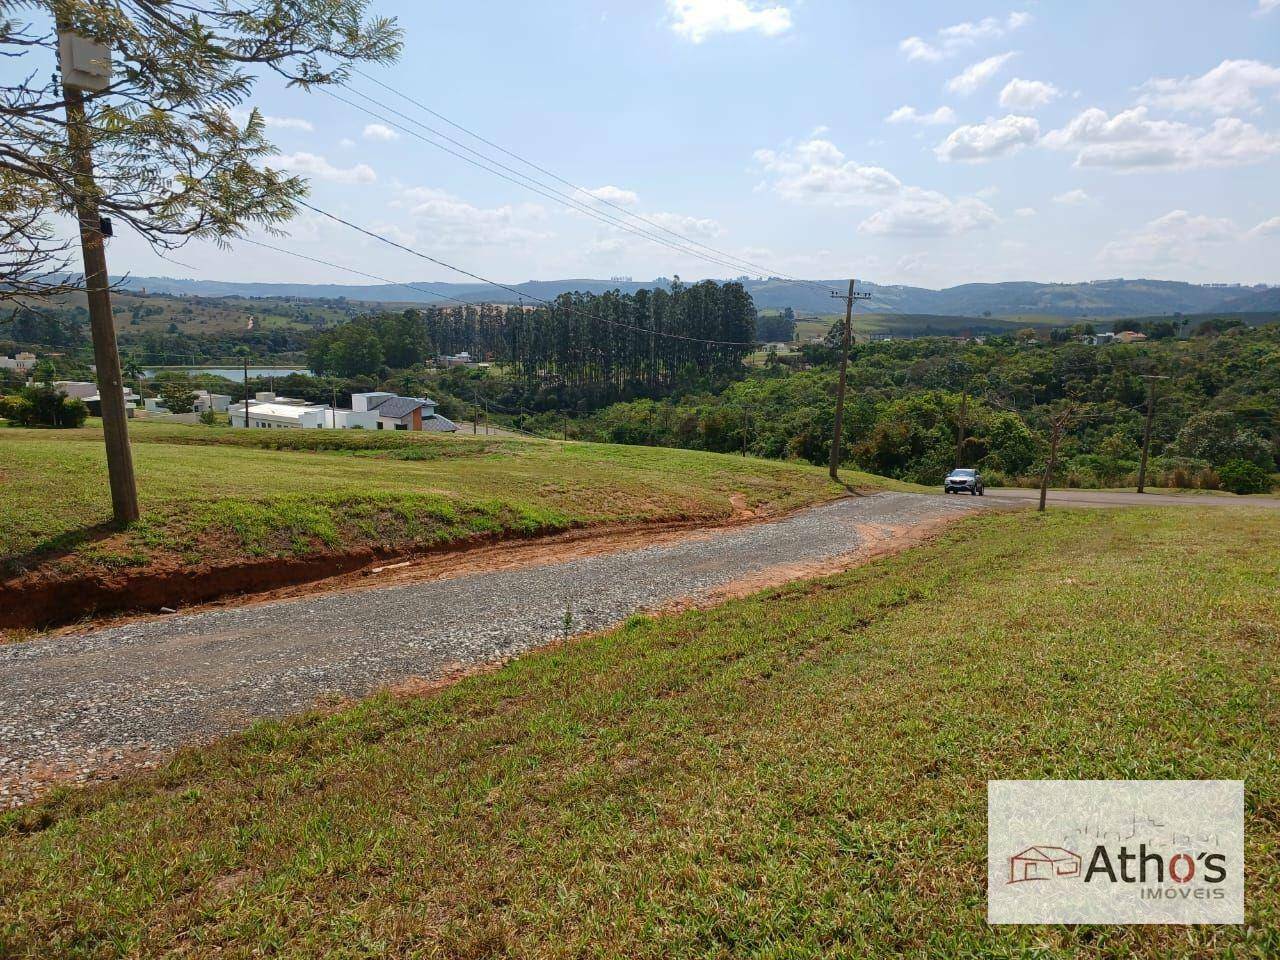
[[1, 0, 401, 522]]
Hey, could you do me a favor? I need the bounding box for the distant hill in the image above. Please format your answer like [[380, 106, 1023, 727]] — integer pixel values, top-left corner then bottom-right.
[[115, 274, 1276, 319]]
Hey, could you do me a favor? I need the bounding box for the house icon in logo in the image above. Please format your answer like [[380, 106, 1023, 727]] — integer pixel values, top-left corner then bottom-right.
[[1008, 846, 1082, 884]]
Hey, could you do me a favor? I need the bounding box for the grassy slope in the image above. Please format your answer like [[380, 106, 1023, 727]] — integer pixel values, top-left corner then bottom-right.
[[1, 508, 1276, 957], [0, 422, 875, 578]]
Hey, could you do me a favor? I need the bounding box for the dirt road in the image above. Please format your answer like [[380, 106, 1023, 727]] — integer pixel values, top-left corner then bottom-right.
[[0, 492, 996, 807]]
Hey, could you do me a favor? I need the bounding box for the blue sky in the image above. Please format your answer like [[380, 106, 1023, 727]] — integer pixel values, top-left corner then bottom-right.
[[109, 0, 1280, 288]]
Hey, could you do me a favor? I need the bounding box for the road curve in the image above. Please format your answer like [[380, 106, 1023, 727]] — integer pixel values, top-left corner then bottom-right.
[[983, 488, 1280, 509], [0, 492, 996, 806]]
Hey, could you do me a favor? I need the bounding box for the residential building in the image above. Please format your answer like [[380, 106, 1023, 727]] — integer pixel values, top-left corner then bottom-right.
[[0, 352, 37, 373], [228, 391, 379, 430], [351, 392, 458, 432], [54, 380, 140, 415], [1115, 330, 1148, 344], [193, 390, 232, 414]]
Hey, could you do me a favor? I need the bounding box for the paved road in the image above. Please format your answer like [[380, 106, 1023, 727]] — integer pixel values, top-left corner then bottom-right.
[[0, 492, 994, 806], [984, 488, 1280, 509]]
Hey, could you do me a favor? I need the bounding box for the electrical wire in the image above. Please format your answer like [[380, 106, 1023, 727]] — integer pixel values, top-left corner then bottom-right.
[[334, 72, 841, 295], [295, 200, 772, 347]]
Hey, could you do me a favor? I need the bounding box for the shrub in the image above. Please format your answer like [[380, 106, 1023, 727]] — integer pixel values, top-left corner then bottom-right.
[[0, 394, 32, 425], [1195, 467, 1221, 491], [1217, 459, 1273, 495], [0, 386, 86, 428]]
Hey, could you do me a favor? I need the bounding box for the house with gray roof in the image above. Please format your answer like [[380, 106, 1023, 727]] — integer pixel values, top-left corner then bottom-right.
[[351, 392, 459, 432]]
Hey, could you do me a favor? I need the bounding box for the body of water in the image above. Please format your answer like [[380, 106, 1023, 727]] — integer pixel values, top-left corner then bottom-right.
[[143, 367, 312, 382]]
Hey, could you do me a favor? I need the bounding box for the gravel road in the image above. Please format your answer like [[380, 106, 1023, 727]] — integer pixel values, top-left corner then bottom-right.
[[0, 492, 994, 806]]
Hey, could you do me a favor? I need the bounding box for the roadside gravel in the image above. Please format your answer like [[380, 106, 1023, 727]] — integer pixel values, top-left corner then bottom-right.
[[0, 492, 996, 806]]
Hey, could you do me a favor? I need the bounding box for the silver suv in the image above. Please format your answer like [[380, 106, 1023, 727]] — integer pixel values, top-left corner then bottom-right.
[[944, 468, 984, 495]]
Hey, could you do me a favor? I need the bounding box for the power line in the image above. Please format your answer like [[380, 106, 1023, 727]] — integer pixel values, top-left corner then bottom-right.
[[319, 85, 784, 280], [295, 200, 770, 347], [340, 67, 839, 295]]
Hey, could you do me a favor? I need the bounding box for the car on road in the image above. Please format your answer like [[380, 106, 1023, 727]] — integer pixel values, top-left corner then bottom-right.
[[944, 468, 984, 495]]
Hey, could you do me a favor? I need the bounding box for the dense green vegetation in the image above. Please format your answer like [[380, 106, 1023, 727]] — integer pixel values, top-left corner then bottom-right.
[[559, 325, 1280, 490], [5, 283, 1277, 492], [3, 507, 1277, 956], [309, 280, 758, 401]]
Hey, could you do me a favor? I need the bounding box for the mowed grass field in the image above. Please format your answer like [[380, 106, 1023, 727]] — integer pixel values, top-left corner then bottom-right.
[[1, 507, 1276, 957], [0, 421, 871, 578]]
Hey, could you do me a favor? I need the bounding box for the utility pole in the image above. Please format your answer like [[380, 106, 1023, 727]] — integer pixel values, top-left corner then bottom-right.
[[828, 279, 872, 480], [1136, 375, 1170, 494], [242, 354, 250, 428], [955, 388, 969, 468], [59, 26, 138, 523]]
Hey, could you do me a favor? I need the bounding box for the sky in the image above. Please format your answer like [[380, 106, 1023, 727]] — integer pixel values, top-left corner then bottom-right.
[[97, 1, 1280, 288]]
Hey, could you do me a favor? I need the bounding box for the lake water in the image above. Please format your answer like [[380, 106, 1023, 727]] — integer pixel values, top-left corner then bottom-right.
[[143, 367, 311, 382]]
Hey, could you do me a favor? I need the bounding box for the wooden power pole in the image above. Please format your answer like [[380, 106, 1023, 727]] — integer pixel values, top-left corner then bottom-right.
[[1136, 375, 1170, 494], [955, 388, 969, 468], [59, 28, 139, 523], [828, 279, 871, 480]]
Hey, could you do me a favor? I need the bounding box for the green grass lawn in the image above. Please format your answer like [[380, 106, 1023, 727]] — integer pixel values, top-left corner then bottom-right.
[[2, 507, 1276, 957], [0, 421, 872, 578]]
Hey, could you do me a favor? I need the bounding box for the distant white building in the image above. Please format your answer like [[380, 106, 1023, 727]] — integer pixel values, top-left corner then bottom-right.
[[1, 352, 37, 373], [193, 390, 232, 414], [441, 351, 475, 368], [54, 380, 140, 413], [352, 392, 458, 432], [229, 391, 378, 429]]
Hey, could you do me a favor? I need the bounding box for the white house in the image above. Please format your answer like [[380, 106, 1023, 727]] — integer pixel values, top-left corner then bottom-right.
[[54, 380, 139, 414], [351, 392, 458, 432], [229, 391, 379, 429], [193, 390, 232, 413], [0, 352, 37, 373]]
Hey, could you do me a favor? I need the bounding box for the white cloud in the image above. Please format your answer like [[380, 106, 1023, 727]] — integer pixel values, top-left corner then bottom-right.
[[999, 78, 1061, 111], [899, 36, 943, 62], [362, 123, 399, 142], [858, 187, 999, 237], [899, 11, 1031, 62], [1259, 0, 1280, 14], [585, 185, 640, 207], [1137, 59, 1280, 115], [1250, 215, 1280, 237], [229, 109, 314, 132], [935, 114, 1039, 162], [1043, 106, 1280, 170], [1052, 189, 1090, 205], [274, 152, 376, 184], [947, 52, 1018, 95], [753, 139, 902, 206], [667, 0, 793, 43], [1100, 210, 1237, 266], [754, 134, 997, 237], [648, 211, 724, 238], [1014, 207, 1037, 217], [266, 116, 313, 132], [886, 105, 957, 125], [339, 137, 355, 148], [397, 187, 548, 245]]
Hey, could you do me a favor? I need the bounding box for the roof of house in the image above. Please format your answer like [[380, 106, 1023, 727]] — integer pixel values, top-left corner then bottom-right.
[[231, 401, 323, 421], [419, 414, 458, 432], [374, 396, 431, 420]]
